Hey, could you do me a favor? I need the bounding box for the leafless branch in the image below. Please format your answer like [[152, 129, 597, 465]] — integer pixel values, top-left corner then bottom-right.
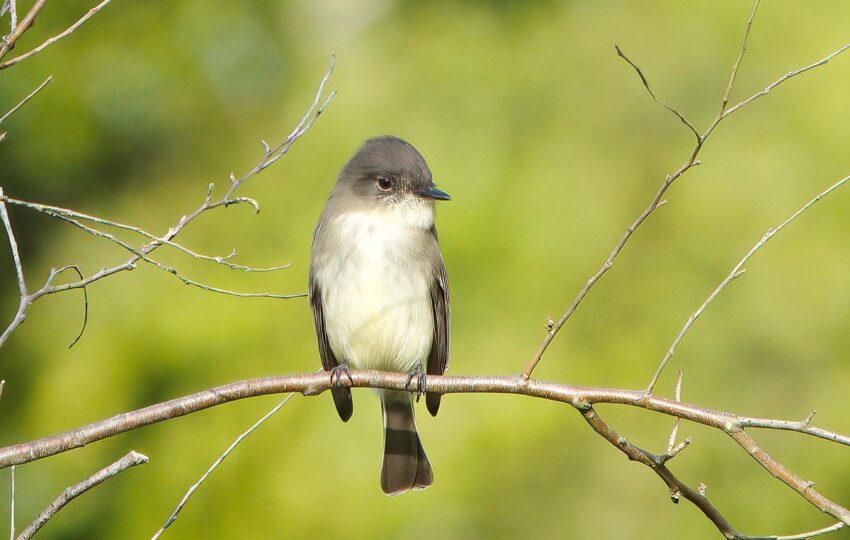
[[720, 0, 761, 114], [42, 210, 301, 299], [0, 76, 52, 128], [580, 406, 737, 538], [15, 451, 148, 540], [0, 0, 112, 70], [4, 197, 292, 272], [739, 522, 845, 540], [0, 370, 848, 538], [613, 45, 700, 140], [648, 173, 850, 391], [0, 61, 335, 351], [0, 188, 26, 297], [522, 0, 850, 379], [8, 465, 14, 540], [0, 0, 18, 33], [150, 393, 296, 540], [0, 0, 45, 61], [666, 369, 684, 455]]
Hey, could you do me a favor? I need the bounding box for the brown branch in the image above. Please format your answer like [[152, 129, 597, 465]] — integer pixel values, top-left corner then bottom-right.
[[613, 45, 700, 140], [648, 173, 850, 390], [0, 0, 112, 70], [1, 370, 848, 538], [580, 406, 738, 539], [0, 75, 52, 127], [150, 393, 296, 539], [0, 60, 335, 351], [15, 451, 148, 540], [522, 0, 850, 380], [0, 0, 46, 61]]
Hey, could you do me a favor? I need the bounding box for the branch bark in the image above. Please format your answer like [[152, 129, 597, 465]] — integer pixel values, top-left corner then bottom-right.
[[0, 370, 847, 538], [15, 451, 148, 540], [522, 0, 850, 380]]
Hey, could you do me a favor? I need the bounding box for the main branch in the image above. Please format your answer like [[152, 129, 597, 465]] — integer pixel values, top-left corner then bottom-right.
[[1, 370, 848, 539]]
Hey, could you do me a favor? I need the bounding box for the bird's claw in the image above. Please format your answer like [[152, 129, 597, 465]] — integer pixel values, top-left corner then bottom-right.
[[406, 365, 426, 402], [329, 365, 353, 388]]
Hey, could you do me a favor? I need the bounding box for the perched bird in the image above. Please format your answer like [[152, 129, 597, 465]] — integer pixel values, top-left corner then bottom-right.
[[309, 136, 451, 495]]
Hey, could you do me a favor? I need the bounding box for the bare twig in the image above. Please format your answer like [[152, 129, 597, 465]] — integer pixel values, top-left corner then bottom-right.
[[739, 522, 845, 540], [0, 0, 113, 70], [666, 369, 684, 455], [0, 61, 335, 351], [1, 370, 848, 538], [0, 0, 18, 32], [580, 406, 737, 538], [4, 197, 292, 272], [613, 45, 700, 140], [0, 0, 45, 61], [648, 174, 850, 391], [0, 188, 26, 297], [15, 451, 148, 540], [43, 211, 301, 299], [150, 393, 296, 539], [723, 43, 850, 120], [0, 76, 52, 126], [8, 466, 14, 540], [720, 0, 761, 114], [522, 1, 850, 380]]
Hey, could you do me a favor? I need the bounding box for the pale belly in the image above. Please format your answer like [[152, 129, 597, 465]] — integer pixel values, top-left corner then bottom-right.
[[317, 215, 434, 373]]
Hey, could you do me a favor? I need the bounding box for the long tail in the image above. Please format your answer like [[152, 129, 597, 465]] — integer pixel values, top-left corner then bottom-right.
[[380, 390, 433, 495]]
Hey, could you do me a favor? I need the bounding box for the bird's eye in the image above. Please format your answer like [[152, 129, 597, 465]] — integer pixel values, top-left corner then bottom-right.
[[377, 176, 393, 191]]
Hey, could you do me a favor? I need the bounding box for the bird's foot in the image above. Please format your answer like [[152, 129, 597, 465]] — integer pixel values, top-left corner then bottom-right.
[[329, 364, 353, 388], [405, 364, 426, 402]]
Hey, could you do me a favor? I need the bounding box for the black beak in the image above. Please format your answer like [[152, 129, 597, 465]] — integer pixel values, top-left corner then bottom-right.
[[416, 185, 451, 201]]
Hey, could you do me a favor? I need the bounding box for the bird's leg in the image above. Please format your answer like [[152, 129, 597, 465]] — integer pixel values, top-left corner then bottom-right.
[[329, 364, 353, 388], [405, 364, 426, 402]]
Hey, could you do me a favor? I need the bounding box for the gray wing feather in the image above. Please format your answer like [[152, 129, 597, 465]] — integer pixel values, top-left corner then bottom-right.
[[426, 251, 450, 417], [309, 269, 353, 422]]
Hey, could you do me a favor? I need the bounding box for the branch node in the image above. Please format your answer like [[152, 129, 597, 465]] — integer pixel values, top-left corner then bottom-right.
[[802, 409, 817, 427]]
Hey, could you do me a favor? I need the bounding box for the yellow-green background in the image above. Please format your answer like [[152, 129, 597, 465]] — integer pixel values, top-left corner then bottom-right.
[[2, 1, 849, 538]]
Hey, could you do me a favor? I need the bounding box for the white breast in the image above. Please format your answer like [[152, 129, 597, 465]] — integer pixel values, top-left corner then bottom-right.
[[316, 208, 434, 373]]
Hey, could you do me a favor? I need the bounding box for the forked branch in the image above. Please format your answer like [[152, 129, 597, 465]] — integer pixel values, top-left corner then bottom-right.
[[0, 370, 848, 539]]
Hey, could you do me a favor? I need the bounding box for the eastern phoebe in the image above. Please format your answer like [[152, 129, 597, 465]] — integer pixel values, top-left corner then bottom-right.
[[309, 136, 451, 495]]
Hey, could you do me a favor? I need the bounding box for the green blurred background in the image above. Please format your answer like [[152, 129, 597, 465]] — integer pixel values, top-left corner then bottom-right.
[[2, 1, 850, 538]]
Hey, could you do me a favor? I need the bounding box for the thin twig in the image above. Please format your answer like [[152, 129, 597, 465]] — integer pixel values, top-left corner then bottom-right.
[[614, 45, 700, 140], [0, 188, 26, 297], [723, 43, 850, 119], [739, 522, 845, 540], [0, 76, 52, 125], [666, 369, 684, 455], [4, 197, 292, 272], [0, 0, 45, 61], [150, 394, 296, 539], [15, 451, 148, 540], [8, 466, 14, 540], [648, 174, 850, 392], [720, 0, 761, 114], [0, 61, 335, 351], [0, 0, 113, 70], [522, 0, 850, 379], [44, 211, 302, 299], [580, 406, 738, 538], [0, 0, 18, 32]]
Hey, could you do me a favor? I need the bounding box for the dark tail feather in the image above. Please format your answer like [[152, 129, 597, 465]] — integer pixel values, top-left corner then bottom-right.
[[380, 391, 433, 495]]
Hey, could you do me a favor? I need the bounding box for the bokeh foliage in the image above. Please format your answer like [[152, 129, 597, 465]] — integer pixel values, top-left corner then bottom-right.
[[1, 1, 850, 538]]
